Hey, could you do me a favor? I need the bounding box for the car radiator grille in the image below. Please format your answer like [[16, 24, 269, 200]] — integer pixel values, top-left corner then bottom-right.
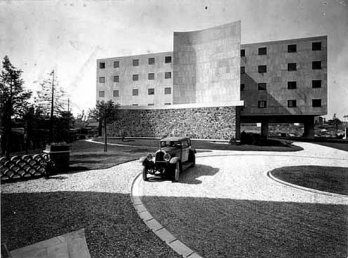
[[156, 151, 165, 162]]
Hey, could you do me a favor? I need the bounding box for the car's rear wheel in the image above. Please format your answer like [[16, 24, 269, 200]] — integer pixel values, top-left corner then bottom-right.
[[143, 167, 149, 181], [173, 161, 181, 182]]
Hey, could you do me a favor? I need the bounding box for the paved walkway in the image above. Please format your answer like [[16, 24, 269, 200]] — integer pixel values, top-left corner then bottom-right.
[[135, 142, 348, 257]]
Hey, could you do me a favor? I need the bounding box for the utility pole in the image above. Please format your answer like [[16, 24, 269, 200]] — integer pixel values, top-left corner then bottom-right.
[[49, 70, 54, 143]]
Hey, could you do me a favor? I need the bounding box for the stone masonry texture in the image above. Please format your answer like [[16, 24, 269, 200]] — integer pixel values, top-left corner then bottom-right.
[[108, 106, 237, 140]]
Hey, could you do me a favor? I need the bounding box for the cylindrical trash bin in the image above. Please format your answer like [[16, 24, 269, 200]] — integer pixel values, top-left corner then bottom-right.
[[43, 144, 70, 172]]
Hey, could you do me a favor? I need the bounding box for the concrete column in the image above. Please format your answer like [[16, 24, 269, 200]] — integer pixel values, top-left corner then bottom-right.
[[261, 122, 269, 138], [303, 117, 315, 139]]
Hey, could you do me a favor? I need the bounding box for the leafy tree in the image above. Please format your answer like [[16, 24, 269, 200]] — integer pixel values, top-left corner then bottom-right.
[[89, 100, 119, 152], [0, 56, 32, 156]]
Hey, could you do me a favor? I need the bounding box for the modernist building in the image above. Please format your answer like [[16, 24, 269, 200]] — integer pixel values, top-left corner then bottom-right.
[[96, 21, 327, 139]]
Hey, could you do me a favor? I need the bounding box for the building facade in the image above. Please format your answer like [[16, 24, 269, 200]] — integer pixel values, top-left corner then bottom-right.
[[96, 21, 327, 139]]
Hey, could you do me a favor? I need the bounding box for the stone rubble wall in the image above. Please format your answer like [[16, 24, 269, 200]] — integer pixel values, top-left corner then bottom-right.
[[108, 106, 237, 140]]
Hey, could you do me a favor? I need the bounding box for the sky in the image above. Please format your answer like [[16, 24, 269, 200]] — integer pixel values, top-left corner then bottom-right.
[[1, 0, 347, 119]]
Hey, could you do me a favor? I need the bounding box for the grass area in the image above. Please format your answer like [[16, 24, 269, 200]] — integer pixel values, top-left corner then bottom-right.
[[270, 166, 348, 195], [1, 192, 180, 257], [94, 137, 302, 152], [313, 142, 348, 152]]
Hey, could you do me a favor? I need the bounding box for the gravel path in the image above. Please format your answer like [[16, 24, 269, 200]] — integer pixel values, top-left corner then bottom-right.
[[140, 142, 348, 257]]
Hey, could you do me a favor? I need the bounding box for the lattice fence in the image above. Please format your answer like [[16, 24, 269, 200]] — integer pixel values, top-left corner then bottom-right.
[[0, 154, 51, 182]]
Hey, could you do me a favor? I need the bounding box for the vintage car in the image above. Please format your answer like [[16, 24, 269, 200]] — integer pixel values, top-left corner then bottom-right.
[[141, 137, 196, 182]]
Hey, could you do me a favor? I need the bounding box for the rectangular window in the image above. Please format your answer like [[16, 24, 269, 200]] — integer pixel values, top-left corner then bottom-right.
[[165, 56, 172, 63], [99, 91, 105, 97], [288, 100, 297, 107], [148, 88, 155, 95], [241, 49, 245, 57], [240, 84, 245, 91], [164, 87, 171, 94], [148, 73, 155, 80], [99, 62, 105, 69], [113, 61, 119, 68], [132, 74, 139, 81], [113, 90, 119, 97], [132, 89, 138, 96], [99, 77, 105, 83], [113, 75, 119, 82], [148, 57, 155, 65], [312, 42, 322, 51], [288, 44, 297, 53], [312, 61, 322, 70], [258, 100, 267, 108], [165, 72, 172, 79], [288, 63, 297, 71], [288, 81, 297, 89], [132, 104, 138, 106], [148, 103, 154, 106], [258, 47, 267, 55], [133, 59, 139, 66], [164, 103, 171, 105], [258, 65, 267, 73], [312, 99, 322, 107], [312, 80, 322, 88], [258, 83, 266, 90], [241, 66, 245, 74]]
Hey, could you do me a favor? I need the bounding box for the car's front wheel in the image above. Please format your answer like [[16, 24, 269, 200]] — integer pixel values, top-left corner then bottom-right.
[[172, 161, 181, 182], [143, 167, 149, 181]]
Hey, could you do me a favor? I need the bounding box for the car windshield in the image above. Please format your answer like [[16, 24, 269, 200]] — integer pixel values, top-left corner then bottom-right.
[[160, 141, 181, 148]]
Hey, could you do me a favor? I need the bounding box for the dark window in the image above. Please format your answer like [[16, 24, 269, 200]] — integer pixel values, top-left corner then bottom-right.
[[312, 61, 321, 70], [240, 84, 245, 91], [258, 83, 267, 90], [164, 87, 171, 94], [165, 56, 172, 63], [113, 90, 119, 97], [312, 80, 322, 88], [288, 44, 297, 53], [312, 99, 322, 107], [148, 103, 154, 106], [132, 89, 138, 96], [288, 81, 297, 89], [148, 88, 155, 95], [148, 73, 155, 80], [258, 65, 267, 73], [258, 47, 267, 55], [132, 104, 138, 106], [99, 91, 105, 97], [288, 63, 297, 71], [99, 77, 105, 83], [312, 42, 322, 51], [165, 72, 171, 79], [148, 57, 155, 65], [164, 103, 171, 105], [258, 100, 267, 108], [113, 61, 119, 68], [133, 59, 139, 66], [288, 100, 297, 107], [99, 62, 105, 69], [241, 66, 245, 74], [132, 74, 139, 81], [241, 49, 245, 57], [113, 75, 119, 82]]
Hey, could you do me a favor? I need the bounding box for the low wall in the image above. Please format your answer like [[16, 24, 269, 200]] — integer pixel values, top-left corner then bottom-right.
[[108, 106, 237, 140]]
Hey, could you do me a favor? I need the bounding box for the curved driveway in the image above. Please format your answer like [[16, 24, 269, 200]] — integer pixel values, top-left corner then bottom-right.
[[136, 142, 348, 257]]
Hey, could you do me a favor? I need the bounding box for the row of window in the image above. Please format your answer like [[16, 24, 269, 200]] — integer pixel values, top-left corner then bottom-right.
[[241, 61, 322, 74], [241, 42, 322, 57], [98, 88, 172, 98], [99, 56, 172, 69], [257, 99, 322, 108], [130, 103, 172, 106], [99, 72, 172, 83], [240, 80, 322, 91]]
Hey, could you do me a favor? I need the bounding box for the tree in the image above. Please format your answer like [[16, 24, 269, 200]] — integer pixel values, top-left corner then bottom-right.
[[0, 56, 32, 156], [89, 100, 119, 152], [328, 113, 342, 130]]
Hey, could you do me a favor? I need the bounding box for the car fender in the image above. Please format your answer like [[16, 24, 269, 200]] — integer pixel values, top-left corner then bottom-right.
[[169, 156, 180, 164]]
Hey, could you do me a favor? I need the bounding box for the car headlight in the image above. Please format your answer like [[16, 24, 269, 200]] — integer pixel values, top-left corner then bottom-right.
[[146, 153, 153, 161], [164, 153, 171, 161]]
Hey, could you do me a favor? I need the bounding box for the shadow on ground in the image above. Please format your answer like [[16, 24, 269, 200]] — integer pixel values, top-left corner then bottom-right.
[[142, 195, 348, 258]]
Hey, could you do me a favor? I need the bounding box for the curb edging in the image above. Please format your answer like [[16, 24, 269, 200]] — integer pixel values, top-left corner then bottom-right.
[[130, 173, 203, 258]]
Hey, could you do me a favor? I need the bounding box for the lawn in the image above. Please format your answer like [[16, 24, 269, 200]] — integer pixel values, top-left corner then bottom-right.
[[270, 166, 348, 195]]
